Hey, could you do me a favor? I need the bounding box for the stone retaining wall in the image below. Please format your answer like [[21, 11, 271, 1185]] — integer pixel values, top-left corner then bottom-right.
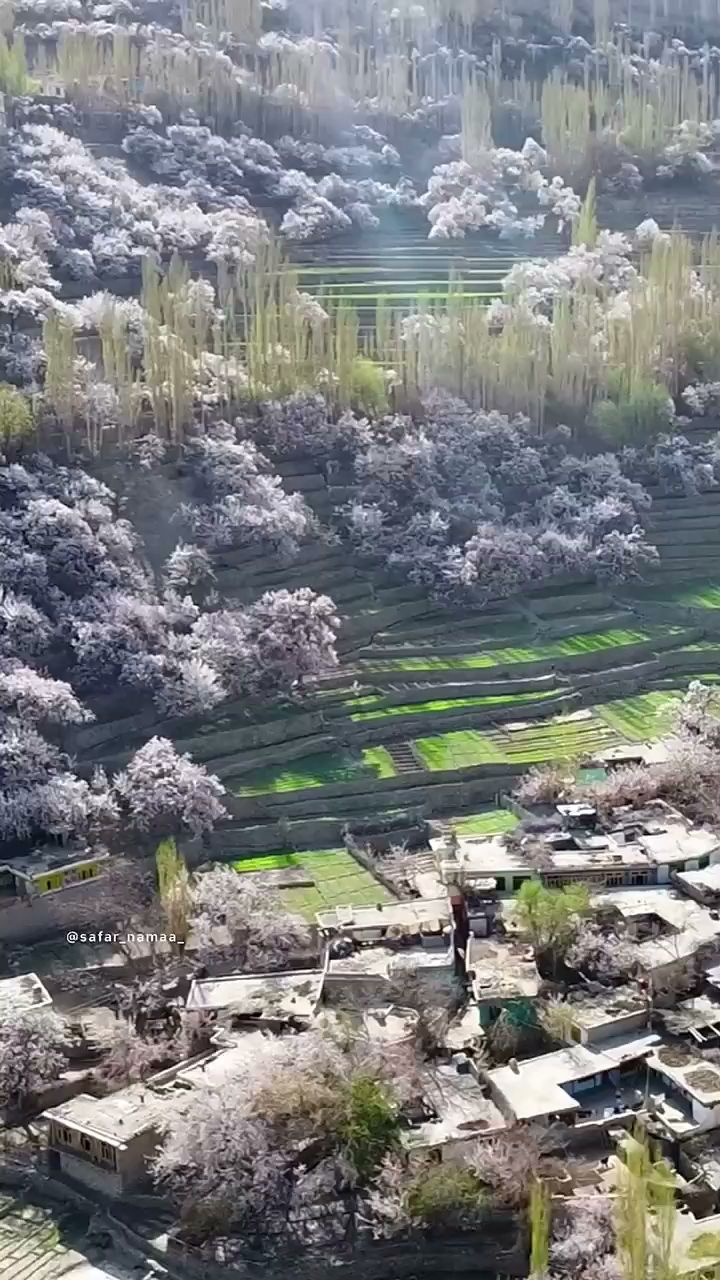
[[322, 631, 703, 693], [345, 692, 578, 745], [209, 816, 348, 852], [228, 774, 524, 822], [204, 733, 338, 780], [167, 1228, 526, 1280]]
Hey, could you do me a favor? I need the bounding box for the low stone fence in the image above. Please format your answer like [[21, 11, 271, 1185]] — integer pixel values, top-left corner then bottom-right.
[[319, 669, 561, 694], [527, 589, 615, 618], [78, 705, 331, 772], [166, 1218, 526, 1280]]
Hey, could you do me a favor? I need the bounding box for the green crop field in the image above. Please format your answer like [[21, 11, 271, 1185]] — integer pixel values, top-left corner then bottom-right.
[[491, 715, 618, 762], [232, 848, 393, 919], [234, 746, 396, 795], [232, 851, 298, 872], [361, 745, 397, 777], [415, 729, 508, 769], [349, 688, 561, 721], [450, 809, 519, 835], [414, 712, 619, 770], [352, 626, 674, 673], [672, 583, 720, 608], [596, 691, 678, 740]]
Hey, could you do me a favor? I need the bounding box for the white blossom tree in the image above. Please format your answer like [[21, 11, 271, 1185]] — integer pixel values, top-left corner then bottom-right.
[[155, 1028, 402, 1247], [113, 738, 227, 839], [0, 1005, 71, 1115], [189, 865, 312, 968]]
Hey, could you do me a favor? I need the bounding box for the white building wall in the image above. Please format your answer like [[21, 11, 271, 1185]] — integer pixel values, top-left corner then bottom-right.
[[58, 1150, 124, 1197], [691, 1098, 720, 1130]]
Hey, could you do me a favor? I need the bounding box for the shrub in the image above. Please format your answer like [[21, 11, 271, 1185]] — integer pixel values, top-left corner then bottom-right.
[[405, 1165, 486, 1230], [338, 1075, 400, 1182], [350, 357, 387, 414], [592, 381, 675, 444], [0, 383, 33, 449]]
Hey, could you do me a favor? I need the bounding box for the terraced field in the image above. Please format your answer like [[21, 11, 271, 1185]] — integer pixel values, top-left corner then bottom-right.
[[232, 848, 393, 918], [194, 553, 720, 856], [81, 451, 720, 863], [596, 692, 679, 740], [415, 711, 621, 770], [348, 688, 562, 722], [289, 229, 561, 327], [234, 746, 397, 795], [450, 810, 519, 836], [0, 1196, 125, 1280]]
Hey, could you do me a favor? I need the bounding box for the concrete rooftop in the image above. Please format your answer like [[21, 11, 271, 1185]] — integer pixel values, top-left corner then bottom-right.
[[316, 896, 450, 934], [43, 1088, 164, 1148], [0, 972, 52, 1012], [593, 888, 720, 972], [649, 1048, 720, 1105], [327, 942, 455, 979], [487, 1034, 660, 1122], [405, 1063, 506, 1150], [43, 1034, 271, 1144], [467, 935, 540, 1000], [185, 970, 324, 1019]]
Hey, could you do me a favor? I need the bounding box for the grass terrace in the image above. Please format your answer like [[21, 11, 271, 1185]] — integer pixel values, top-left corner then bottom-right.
[[673, 584, 720, 609], [414, 729, 509, 769], [449, 809, 519, 836], [491, 713, 620, 762], [348, 688, 563, 721], [352, 626, 681, 673], [232, 848, 394, 919], [596, 690, 693, 740], [624, 578, 720, 609], [414, 710, 620, 770], [233, 747, 396, 795]]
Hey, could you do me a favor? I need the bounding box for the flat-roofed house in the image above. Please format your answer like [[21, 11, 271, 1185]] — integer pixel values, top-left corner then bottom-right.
[[486, 1035, 659, 1126], [43, 1034, 267, 1196], [0, 972, 52, 1012]]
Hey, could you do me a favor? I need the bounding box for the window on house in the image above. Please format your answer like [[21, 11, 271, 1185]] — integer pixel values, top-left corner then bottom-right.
[[494, 876, 506, 891], [45, 879, 53, 891], [100, 1142, 115, 1166], [631, 871, 649, 886], [605, 872, 624, 887], [513, 876, 529, 891], [58, 1127, 73, 1145], [80, 1135, 92, 1152]]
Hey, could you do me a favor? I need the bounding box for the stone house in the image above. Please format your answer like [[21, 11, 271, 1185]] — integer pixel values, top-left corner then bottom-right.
[[43, 1034, 267, 1196]]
